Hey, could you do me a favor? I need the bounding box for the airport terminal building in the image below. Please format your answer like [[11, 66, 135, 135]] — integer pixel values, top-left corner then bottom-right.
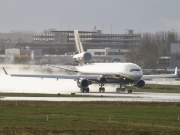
[[32, 29, 141, 54], [33, 29, 140, 45], [1, 29, 141, 63]]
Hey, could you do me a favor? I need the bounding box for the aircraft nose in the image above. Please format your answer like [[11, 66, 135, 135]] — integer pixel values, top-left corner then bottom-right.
[[133, 71, 143, 81], [138, 71, 143, 80]]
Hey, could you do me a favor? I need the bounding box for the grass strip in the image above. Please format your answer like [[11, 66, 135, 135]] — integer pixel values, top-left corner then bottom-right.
[[0, 101, 180, 134]]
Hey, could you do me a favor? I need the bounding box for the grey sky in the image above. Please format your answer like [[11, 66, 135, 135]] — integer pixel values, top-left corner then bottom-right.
[[0, 0, 180, 33]]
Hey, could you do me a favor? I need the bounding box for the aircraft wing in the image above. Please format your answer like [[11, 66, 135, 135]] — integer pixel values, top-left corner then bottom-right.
[[2, 67, 99, 80], [142, 67, 178, 80], [47, 64, 78, 72]]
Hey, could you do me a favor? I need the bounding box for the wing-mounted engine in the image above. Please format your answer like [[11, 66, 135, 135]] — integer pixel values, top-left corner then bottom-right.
[[77, 78, 91, 88], [134, 80, 145, 88], [73, 52, 92, 64]]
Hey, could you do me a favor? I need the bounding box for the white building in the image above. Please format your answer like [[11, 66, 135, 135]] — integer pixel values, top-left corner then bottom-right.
[[87, 48, 128, 62]]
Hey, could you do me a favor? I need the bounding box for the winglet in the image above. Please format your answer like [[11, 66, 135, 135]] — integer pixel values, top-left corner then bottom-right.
[[2, 67, 8, 75], [175, 67, 178, 76]]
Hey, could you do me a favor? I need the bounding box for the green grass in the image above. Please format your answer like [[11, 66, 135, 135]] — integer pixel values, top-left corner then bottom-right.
[[0, 101, 180, 134]]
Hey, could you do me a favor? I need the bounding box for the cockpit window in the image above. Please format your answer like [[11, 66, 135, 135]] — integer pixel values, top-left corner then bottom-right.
[[130, 69, 141, 72]]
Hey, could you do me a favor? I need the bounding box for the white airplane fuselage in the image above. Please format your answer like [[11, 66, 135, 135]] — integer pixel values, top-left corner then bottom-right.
[[76, 62, 143, 83]]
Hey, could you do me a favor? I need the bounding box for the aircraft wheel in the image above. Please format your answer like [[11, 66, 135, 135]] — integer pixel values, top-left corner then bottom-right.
[[81, 88, 87, 93], [86, 88, 89, 93], [127, 89, 132, 93], [80, 88, 84, 93], [102, 87, 105, 92], [99, 88, 102, 92], [99, 87, 105, 92], [116, 88, 120, 92]]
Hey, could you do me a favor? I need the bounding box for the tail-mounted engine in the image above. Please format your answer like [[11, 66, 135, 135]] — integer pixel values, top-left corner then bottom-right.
[[73, 52, 92, 64], [134, 80, 145, 88], [77, 78, 91, 88]]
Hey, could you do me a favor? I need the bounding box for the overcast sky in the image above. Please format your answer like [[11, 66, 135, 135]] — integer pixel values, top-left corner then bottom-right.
[[0, 0, 180, 33]]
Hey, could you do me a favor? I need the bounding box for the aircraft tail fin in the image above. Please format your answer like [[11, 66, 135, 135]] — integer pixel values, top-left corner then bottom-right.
[[74, 30, 84, 54]]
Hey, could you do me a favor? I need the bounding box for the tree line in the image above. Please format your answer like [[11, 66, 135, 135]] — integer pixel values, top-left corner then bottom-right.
[[125, 31, 180, 68]]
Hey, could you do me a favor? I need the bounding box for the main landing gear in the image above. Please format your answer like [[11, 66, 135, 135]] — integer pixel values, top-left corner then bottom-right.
[[79, 84, 132, 93], [79, 83, 105, 93], [99, 83, 105, 92], [80, 88, 89, 93], [116, 84, 132, 93]]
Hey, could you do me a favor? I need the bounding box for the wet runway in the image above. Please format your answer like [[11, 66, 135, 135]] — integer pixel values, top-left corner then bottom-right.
[[0, 65, 180, 102], [1, 92, 180, 102]]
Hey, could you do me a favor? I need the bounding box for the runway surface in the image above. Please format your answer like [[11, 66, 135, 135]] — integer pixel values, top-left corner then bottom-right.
[[0, 65, 180, 102], [1, 92, 180, 102]]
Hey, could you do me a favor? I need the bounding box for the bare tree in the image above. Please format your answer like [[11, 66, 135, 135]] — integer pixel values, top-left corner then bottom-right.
[[125, 31, 180, 68]]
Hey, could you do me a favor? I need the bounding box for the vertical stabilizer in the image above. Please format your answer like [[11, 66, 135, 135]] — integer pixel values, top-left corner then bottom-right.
[[74, 30, 84, 54], [73, 30, 92, 64]]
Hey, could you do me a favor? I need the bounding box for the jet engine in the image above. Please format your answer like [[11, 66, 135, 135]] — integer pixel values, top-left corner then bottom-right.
[[73, 52, 92, 63], [77, 78, 90, 88], [134, 80, 145, 88]]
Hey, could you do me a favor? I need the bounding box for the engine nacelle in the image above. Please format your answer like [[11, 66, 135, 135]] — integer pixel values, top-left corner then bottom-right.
[[77, 78, 90, 88], [73, 52, 92, 63], [134, 80, 145, 88]]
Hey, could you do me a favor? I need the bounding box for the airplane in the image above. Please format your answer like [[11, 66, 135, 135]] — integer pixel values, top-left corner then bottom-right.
[[2, 30, 178, 93]]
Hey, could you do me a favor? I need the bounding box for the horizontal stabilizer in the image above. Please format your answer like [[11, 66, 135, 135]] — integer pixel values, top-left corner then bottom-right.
[[2, 67, 8, 75]]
